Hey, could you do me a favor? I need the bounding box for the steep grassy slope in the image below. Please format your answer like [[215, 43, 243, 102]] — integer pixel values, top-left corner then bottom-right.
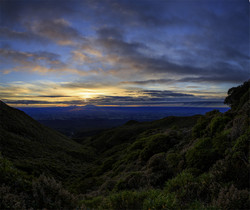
[[0, 101, 95, 183]]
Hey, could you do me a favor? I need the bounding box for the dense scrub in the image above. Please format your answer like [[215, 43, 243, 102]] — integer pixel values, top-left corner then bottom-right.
[[0, 80, 249, 209], [80, 80, 249, 209], [0, 154, 83, 209]]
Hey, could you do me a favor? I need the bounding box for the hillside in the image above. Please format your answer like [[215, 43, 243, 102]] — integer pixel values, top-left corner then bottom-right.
[[0, 80, 249, 209], [78, 80, 250, 209], [0, 101, 95, 182]]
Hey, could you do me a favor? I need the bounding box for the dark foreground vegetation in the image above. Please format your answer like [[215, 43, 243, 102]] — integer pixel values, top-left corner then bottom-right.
[[0, 81, 249, 209]]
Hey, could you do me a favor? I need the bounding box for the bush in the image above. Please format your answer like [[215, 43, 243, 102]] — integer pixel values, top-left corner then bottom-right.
[[32, 174, 78, 209], [192, 116, 210, 138], [186, 137, 218, 170], [74, 177, 99, 194], [212, 130, 231, 156], [210, 155, 249, 190], [114, 172, 146, 191], [166, 152, 184, 174], [165, 170, 197, 203], [102, 190, 148, 210], [143, 190, 177, 210], [0, 154, 30, 189], [212, 185, 250, 210], [140, 134, 175, 161], [81, 196, 103, 209], [146, 153, 173, 187], [165, 170, 217, 205], [129, 137, 146, 151], [232, 131, 249, 162], [94, 156, 117, 176], [209, 115, 230, 135], [0, 184, 26, 210], [125, 150, 141, 162]]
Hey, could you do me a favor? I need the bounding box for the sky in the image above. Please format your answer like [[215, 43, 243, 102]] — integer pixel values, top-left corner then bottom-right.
[[0, 0, 249, 107]]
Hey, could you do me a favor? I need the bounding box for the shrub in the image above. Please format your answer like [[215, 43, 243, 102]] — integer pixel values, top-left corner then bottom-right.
[[212, 185, 250, 210], [212, 130, 231, 156], [74, 177, 99, 194], [209, 159, 230, 184], [0, 184, 26, 210], [209, 115, 230, 135], [125, 150, 141, 162], [143, 190, 177, 210], [210, 155, 249, 190], [99, 179, 117, 192], [81, 196, 103, 209], [146, 153, 173, 187], [114, 172, 146, 191], [166, 152, 183, 174], [230, 116, 248, 140], [165, 171, 198, 203], [192, 116, 210, 138], [0, 154, 30, 189], [32, 174, 78, 209], [165, 170, 216, 205], [94, 156, 117, 176], [102, 190, 148, 210], [232, 131, 249, 162], [140, 134, 175, 161], [186, 137, 218, 170]]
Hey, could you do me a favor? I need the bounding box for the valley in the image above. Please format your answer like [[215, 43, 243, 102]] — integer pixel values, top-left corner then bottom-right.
[[0, 81, 249, 209]]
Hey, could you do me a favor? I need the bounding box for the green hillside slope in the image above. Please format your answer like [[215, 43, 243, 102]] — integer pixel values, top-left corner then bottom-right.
[[0, 101, 95, 182], [79, 80, 249, 209], [0, 80, 249, 209]]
